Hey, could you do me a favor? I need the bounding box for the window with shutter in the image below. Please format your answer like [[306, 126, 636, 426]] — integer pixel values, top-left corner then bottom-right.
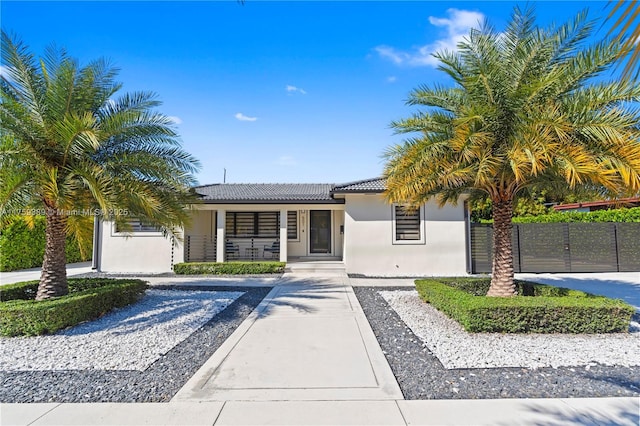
[[226, 212, 279, 237], [392, 204, 425, 244], [287, 211, 298, 240], [115, 218, 159, 233]]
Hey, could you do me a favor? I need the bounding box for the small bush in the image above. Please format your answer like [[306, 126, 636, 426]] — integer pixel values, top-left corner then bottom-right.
[[0, 278, 148, 336], [415, 278, 634, 333], [173, 262, 285, 275]]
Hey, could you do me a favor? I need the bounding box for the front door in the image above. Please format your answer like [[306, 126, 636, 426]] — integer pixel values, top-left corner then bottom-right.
[[310, 210, 331, 254]]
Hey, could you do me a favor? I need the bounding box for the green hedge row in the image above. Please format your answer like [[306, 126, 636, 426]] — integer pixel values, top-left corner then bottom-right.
[[0, 278, 148, 336], [415, 278, 634, 333], [512, 207, 640, 223], [0, 218, 92, 271], [477, 207, 640, 224], [173, 262, 286, 275]]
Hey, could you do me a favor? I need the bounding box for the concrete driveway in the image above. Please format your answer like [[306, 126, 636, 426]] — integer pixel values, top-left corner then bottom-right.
[[0, 262, 93, 286], [516, 272, 640, 311]]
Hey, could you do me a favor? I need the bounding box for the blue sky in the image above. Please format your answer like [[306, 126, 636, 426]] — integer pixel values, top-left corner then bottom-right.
[[1, 1, 619, 185]]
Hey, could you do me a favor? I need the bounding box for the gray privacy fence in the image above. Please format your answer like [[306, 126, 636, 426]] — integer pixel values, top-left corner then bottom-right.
[[470, 223, 640, 273]]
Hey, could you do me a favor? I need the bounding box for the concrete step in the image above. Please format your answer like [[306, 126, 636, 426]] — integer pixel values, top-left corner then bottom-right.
[[285, 261, 346, 274]]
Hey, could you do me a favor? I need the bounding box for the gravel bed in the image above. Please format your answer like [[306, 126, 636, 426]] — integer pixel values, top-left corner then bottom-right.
[[1, 290, 244, 371], [0, 286, 272, 403], [354, 286, 640, 400], [380, 290, 640, 370]]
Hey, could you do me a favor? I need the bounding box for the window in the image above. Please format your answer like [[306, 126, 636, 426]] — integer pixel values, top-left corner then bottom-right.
[[226, 212, 279, 237], [114, 218, 159, 233], [287, 211, 298, 240], [392, 204, 424, 244]]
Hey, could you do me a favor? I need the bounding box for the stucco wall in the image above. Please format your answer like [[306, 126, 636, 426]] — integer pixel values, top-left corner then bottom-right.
[[98, 221, 181, 273], [343, 194, 468, 276]]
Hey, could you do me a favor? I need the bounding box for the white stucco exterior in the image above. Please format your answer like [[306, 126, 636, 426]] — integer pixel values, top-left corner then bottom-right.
[[97, 221, 183, 273], [342, 194, 468, 276], [96, 189, 469, 276]]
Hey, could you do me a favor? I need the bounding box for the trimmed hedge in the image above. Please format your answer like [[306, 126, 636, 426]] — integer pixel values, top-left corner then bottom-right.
[[513, 207, 640, 223], [173, 262, 286, 275], [478, 207, 640, 224], [415, 278, 634, 334], [0, 218, 91, 271], [0, 278, 148, 336]]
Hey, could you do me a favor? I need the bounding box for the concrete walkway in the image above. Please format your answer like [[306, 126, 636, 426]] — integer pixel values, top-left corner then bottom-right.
[[2, 271, 639, 425], [173, 273, 402, 402], [0, 262, 93, 286]]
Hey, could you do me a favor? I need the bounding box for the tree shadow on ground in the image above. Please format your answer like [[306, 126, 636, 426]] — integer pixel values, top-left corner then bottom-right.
[[503, 399, 640, 426]]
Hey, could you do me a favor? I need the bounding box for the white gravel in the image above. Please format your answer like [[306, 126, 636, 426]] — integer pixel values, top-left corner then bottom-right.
[[0, 289, 244, 372], [380, 290, 640, 370]]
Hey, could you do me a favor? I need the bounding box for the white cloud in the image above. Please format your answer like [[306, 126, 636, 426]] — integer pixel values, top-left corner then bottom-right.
[[235, 112, 258, 122], [375, 8, 485, 67], [276, 155, 297, 166], [387, 76, 397, 83], [167, 116, 183, 125], [286, 85, 307, 95]]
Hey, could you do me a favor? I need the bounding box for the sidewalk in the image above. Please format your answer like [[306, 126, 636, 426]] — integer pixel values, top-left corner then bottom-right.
[[1, 271, 639, 425], [0, 262, 93, 286]]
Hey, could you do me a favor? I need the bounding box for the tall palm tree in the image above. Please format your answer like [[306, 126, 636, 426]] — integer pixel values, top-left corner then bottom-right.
[[0, 32, 200, 300], [384, 7, 640, 296]]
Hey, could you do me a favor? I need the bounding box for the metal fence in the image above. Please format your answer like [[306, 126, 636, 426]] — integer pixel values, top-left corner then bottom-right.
[[470, 223, 640, 273], [185, 235, 216, 262], [225, 238, 280, 262]]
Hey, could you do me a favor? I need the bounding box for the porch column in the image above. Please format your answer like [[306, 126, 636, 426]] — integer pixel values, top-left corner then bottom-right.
[[279, 209, 288, 262], [216, 209, 226, 263]]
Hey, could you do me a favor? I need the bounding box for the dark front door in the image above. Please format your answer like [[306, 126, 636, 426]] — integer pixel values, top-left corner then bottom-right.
[[310, 210, 331, 254]]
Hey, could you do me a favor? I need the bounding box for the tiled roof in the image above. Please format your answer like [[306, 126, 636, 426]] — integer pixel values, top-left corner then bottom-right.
[[193, 183, 339, 203], [331, 177, 386, 193]]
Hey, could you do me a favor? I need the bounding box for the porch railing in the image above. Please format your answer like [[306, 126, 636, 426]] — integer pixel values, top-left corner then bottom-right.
[[184, 235, 281, 262], [185, 235, 216, 262], [225, 237, 280, 262]]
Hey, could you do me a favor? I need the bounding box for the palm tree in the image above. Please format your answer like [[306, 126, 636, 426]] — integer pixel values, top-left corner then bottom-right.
[[384, 7, 640, 297], [607, 0, 640, 80], [0, 32, 200, 300]]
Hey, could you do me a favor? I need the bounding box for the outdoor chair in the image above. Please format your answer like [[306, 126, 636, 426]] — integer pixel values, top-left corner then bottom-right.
[[263, 241, 280, 259], [226, 241, 239, 260]]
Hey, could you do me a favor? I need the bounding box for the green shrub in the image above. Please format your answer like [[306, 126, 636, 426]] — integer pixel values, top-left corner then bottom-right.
[[0, 278, 148, 336], [415, 278, 634, 333], [173, 261, 285, 275], [0, 217, 92, 271], [0, 277, 132, 302], [477, 207, 640, 224]]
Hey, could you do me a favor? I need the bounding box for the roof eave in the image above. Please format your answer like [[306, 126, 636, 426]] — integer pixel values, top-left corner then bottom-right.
[[193, 198, 345, 205], [330, 189, 384, 195]]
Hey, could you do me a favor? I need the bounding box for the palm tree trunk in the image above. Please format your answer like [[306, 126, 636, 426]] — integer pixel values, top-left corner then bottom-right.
[[36, 207, 69, 300], [487, 196, 517, 297]]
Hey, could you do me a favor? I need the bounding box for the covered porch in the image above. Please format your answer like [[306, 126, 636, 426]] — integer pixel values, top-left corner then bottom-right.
[[184, 206, 344, 263]]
